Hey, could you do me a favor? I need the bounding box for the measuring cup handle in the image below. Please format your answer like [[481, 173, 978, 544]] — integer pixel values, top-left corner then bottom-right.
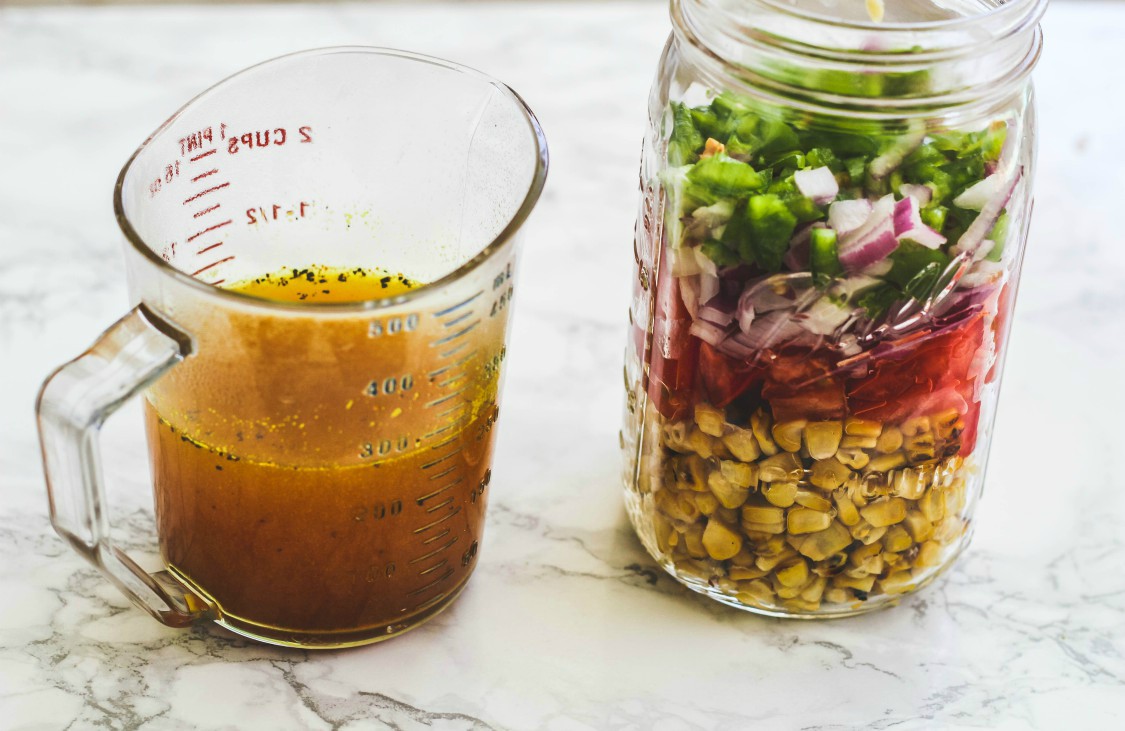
[[37, 305, 212, 628]]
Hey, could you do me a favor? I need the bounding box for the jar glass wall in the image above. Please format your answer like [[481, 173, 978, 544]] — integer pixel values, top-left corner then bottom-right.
[[622, 0, 1045, 617]]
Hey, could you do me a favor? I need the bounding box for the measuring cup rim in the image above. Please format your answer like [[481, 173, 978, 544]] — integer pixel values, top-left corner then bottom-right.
[[113, 46, 549, 313]]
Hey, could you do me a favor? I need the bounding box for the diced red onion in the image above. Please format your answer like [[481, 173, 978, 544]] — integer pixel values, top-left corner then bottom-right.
[[689, 318, 732, 347], [698, 293, 737, 326], [899, 183, 933, 207], [861, 258, 893, 277], [868, 126, 925, 182], [700, 272, 720, 307], [794, 166, 839, 204], [838, 196, 899, 272], [677, 273, 700, 321], [735, 310, 804, 352], [784, 223, 821, 272], [742, 284, 795, 314], [798, 297, 856, 336], [953, 174, 1000, 211], [955, 167, 1022, 259], [828, 199, 873, 235], [893, 195, 946, 250]]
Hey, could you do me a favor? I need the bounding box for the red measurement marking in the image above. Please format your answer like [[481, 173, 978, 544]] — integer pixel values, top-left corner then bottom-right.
[[186, 219, 232, 242], [191, 256, 234, 277], [183, 182, 230, 205], [196, 241, 224, 255], [190, 149, 217, 162], [211, 279, 226, 285], [191, 168, 219, 183], [193, 204, 221, 219]]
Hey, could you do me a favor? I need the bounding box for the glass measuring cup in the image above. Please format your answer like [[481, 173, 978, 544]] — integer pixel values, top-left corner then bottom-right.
[[36, 47, 548, 648]]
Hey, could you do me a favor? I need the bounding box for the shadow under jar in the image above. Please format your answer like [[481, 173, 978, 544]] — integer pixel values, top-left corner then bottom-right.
[[622, 0, 1046, 617]]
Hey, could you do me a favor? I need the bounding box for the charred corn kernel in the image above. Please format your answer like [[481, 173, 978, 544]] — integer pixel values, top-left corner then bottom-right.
[[741, 503, 784, 524], [708, 471, 749, 510], [915, 540, 944, 568], [674, 454, 707, 492], [876, 426, 904, 454], [693, 491, 719, 515], [682, 523, 707, 559], [810, 458, 852, 490], [919, 489, 946, 522], [901, 416, 931, 437], [903, 511, 933, 542], [788, 507, 833, 534], [880, 570, 916, 595], [783, 598, 821, 612], [866, 451, 907, 473], [882, 524, 913, 553], [702, 518, 743, 560], [834, 574, 876, 593], [694, 403, 726, 437], [722, 426, 761, 462], [751, 410, 779, 456], [772, 420, 806, 453], [805, 421, 844, 460], [933, 516, 963, 544], [800, 575, 827, 602], [841, 434, 878, 449], [719, 460, 757, 489], [844, 417, 882, 438], [759, 452, 802, 483], [813, 552, 848, 576], [850, 521, 887, 545], [662, 421, 691, 452], [904, 431, 936, 459], [736, 580, 774, 605], [860, 497, 907, 527], [729, 565, 768, 581], [796, 521, 852, 561], [833, 491, 861, 526], [824, 587, 850, 604], [891, 468, 926, 500], [836, 447, 870, 470], [931, 408, 961, 438], [794, 488, 833, 512], [763, 481, 799, 508]]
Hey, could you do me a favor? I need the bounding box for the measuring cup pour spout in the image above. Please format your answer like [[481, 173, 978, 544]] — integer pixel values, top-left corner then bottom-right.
[[37, 47, 547, 648]]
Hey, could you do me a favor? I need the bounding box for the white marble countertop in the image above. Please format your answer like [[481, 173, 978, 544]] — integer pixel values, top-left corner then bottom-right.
[[1, 1, 1123, 728]]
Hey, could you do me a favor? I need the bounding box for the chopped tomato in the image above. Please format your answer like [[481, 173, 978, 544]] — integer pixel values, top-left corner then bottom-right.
[[847, 312, 986, 423], [762, 351, 846, 422], [697, 342, 765, 408], [986, 282, 1015, 384], [648, 337, 698, 420], [959, 399, 983, 455]]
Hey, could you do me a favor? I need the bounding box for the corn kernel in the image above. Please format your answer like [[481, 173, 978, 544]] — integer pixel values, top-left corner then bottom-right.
[[794, 488, 833, 512], [833, 574, 876, 592], [775, 581, 807, 599], [836, 447, 870, 470], [901, 416, 931, 437], [933, 516, 964, 544], [742, 520, 785, 536], [719, 459, 757, 488], [795, 521, 852, 561], [741, 504, 784, 524], [729, 565, 768, 581], [693, 491, 719, 515], [824, 587, 850, 604], [918, 489, 946, 522], [866, 451, 907, 473], [662, 421, 691, 452], [709, 470, 750, 510], [876, 426, 904, 454], [763, 481, 798, 508], [736, 580, 774, 605], [850, 520, 887, 545], [805, 421, 844, 459], [782, 598, 821, 612], [702, 518, 743, 560], [751, 410, 779, 456], [694, 402, 726, 437], [682, 523, 706, 558], [758, 452, 802, 483], [914, 540, 944, 568], [800, 575, 827, 602], [844, 418, 882, 438], [880, 570, 915, 595], [891, 468, 926, 500], [860, 497, 907, 527], [654, 512, 675, 553], [788, 507, 833, 534], [882, 524, 913, 553], [903, 511, 933, 542], [849, 541, 881, 565], [722, 426, 761, 462], [755, 549, 796, 572], [841, 434, 878, 449], [810, 458, 852, 490], [833, 491, 861, 526]]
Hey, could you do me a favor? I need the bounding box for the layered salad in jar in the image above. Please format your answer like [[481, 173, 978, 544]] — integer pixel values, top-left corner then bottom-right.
[[630, 91, 1022, 615]]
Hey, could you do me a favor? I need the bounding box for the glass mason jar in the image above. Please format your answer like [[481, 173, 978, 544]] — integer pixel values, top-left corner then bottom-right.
[[622, 0, 1045, 617]]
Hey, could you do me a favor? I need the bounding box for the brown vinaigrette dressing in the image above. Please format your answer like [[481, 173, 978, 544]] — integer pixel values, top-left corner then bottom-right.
[[145, 266, 499, 645]]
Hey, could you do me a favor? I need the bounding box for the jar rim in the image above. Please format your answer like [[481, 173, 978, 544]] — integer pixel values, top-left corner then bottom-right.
[[749, 0, 1048, 34]]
